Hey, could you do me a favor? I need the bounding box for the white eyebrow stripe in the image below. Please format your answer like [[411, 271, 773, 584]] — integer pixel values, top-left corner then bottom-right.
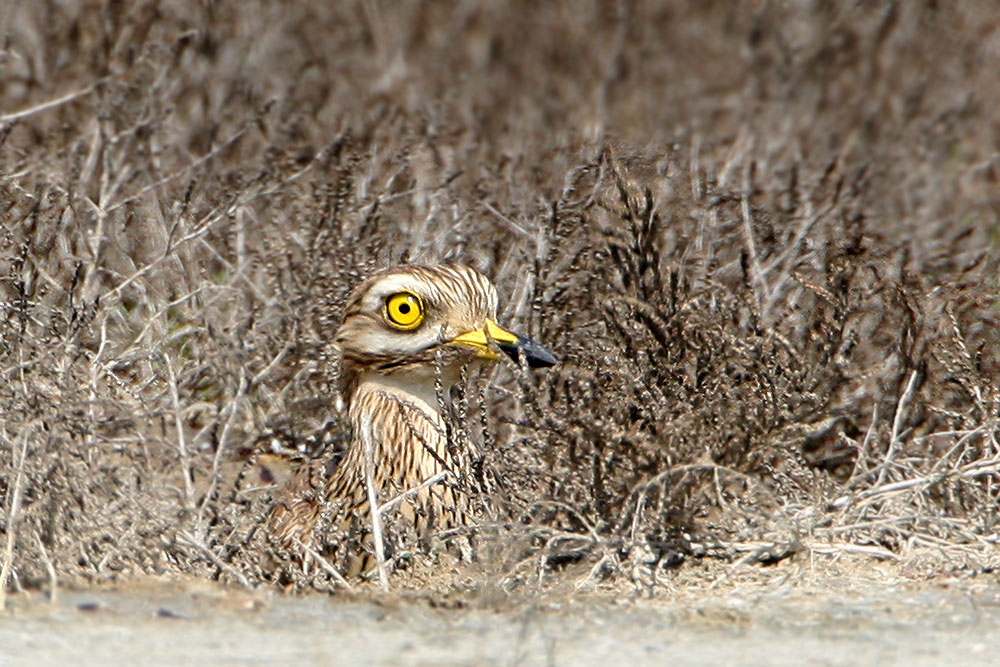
[[356, 266, 498, 317]]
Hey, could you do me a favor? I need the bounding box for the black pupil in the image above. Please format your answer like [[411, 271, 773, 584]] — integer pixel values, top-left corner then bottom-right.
[[398, 302, 410, 314]]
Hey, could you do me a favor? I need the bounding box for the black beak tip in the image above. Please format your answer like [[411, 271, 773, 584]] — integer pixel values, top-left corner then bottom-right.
[[499, 337, 558, 369]]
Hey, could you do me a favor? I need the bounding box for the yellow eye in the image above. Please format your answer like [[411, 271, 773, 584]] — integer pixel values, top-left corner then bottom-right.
[[384, 291, 424, 329]]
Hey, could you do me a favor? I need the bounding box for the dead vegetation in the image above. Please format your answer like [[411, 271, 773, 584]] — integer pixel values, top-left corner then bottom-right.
[[1, 1, 999, 597]]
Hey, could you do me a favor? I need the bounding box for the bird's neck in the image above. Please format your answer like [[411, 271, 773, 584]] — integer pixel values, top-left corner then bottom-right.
[[325, 367, 475, 539], [343, 369, 455, 482]]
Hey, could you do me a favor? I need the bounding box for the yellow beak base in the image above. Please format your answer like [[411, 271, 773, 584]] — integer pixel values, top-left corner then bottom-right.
[[449, 319, 520, 359]]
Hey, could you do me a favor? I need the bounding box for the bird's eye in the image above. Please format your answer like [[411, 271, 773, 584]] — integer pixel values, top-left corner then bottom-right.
[[384, 291, 424, 330]]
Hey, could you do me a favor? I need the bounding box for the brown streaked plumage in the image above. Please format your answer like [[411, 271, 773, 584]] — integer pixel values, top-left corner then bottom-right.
[[268, 264, 556, 577]]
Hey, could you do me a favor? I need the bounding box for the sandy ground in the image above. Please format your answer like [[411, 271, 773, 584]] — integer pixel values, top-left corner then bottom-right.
[[2, 569, 997, 667]]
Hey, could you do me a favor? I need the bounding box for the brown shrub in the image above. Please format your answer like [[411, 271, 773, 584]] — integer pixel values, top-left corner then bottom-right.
[[1, 1, 998, 593]]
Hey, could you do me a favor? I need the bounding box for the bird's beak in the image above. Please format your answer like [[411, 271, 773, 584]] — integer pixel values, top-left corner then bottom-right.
[[450, 319, 558, 368]]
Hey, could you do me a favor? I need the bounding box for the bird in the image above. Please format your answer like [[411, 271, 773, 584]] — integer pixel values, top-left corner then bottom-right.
[[267, 264, 556, 578]]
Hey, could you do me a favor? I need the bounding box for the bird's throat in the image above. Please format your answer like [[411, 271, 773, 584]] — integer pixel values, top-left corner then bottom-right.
[[352, 369, 449, 425]]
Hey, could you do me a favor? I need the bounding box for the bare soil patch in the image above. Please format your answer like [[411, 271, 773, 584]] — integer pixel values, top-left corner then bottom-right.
[[3, 562, 999, 666]]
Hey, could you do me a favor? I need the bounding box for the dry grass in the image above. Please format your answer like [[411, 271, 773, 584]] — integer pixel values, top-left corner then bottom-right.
[[1, 1, 999, 596]]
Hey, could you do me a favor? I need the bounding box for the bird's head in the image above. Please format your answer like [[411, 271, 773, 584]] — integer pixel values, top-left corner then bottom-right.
[[335, 265, 556, 385]]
